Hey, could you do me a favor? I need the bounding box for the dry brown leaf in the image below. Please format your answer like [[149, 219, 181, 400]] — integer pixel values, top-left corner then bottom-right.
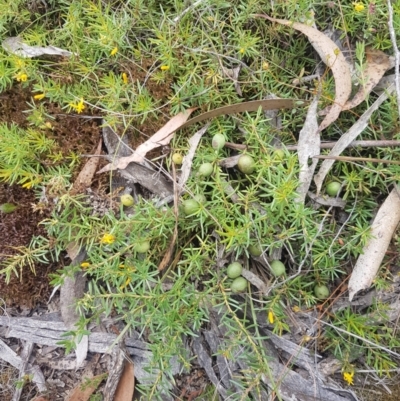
[[343, 48, 391, 110], [349, 186, 400, 301], [113, 361, 135, 401], [72, 139, 102, 194], [320, 48, 391, 114], [98, 99, 302, 174], [178, 123, 210, 194], [296, 96, 320, 203], [255, 14, 352, 132], [98, 108, 196, 173], [2, 36, 75, 58], [66, 373, 105, 401]]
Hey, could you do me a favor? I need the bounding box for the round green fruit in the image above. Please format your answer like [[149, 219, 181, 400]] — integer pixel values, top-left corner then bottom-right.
[[198, 162, 213, 177], [274, 149, 285, 161], [227, 262, 243, 279], [326, 182, 341, 197], [172, 153, 183, 165], [270, 260, 285, 277], [120, 194, 134, 207], [134, 240, 150, 253], [193, 194, 206, 204], [314, 284, 330, 300], [212, 133, 226, 150], [237, 155, 255, 174], [248, 244, 263, 257], [231, 277, 248, 293], [182, 199, 200, 215]]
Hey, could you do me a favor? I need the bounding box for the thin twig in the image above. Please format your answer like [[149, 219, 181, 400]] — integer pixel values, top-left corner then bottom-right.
[[173, 0, 204, 23], [286, 139, 400, 151], [387, 0, 400, 116], [312, 155, 400, 165]]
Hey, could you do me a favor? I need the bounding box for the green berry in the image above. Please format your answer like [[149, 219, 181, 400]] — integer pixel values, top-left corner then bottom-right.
[[231, 277, 248, 293], [182, 199, 200, 215], [326, 182, 341, 197], [198, 162, 213, 177], [212, 133, 226, 150], [238, 155, 255, 174], [172, 153, 183, 165], [134, 240, 150, 253], [273, 149, 285, 161], [314, 284, 330, 300], [194, 194, 206, 204], [248, 244, 262, 257], [120, 194, 134, 207], [227, 262, 243, 279], [0, 203, 18, 213], [270, 260, 285, 277]]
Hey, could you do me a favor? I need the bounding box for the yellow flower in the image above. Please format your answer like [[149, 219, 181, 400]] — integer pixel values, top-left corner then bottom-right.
[[120, 278, 131, 290], [22, 181, 34, 189], [34, 93, 45, 100], [122, 72, 129, 84], [110, 47, 118, 56], [343, 371, 354, 385], [100, 233, 116, 244], [262, 61, 269, 71], [268, 310, 275, 324], [15, 72, 28, 82], [160, 65, 170, 71], [353, 2, 365, 12], [239, 48, 245, 54], [69, 98, 85, 114], [80, 262, 91, 268]]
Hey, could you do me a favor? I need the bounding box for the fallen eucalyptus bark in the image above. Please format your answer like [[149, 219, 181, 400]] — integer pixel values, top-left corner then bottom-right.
[[195, 307, 358, 401], [12, 341, 37, 401], [0, 338, 47, 393], [0, 314, 180, 398], [349, 185, 400, 301], [0, 315, 150, 359]]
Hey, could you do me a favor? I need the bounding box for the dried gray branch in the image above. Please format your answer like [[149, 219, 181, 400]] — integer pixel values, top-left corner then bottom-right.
[[387, 0, 400, 116], [12, 341, 34, 401], [286, 139, 400, 151], [0, 338, 46, 393], [0, 316, 149, 358]]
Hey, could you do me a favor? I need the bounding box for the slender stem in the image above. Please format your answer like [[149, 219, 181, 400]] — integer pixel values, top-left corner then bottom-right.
[[286, 139, 400, 151], [387, 0, 400, 116]]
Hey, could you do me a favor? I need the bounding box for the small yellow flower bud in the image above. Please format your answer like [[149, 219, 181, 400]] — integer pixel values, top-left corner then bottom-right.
[[34, 93, 45, 100], [120, 194, 134, 207], [353, 2, 365, 12]]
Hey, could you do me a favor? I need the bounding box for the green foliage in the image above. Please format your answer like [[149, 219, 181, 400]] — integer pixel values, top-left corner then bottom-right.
[[0, 0, 399, 398], [324, 305, 400, 374]]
